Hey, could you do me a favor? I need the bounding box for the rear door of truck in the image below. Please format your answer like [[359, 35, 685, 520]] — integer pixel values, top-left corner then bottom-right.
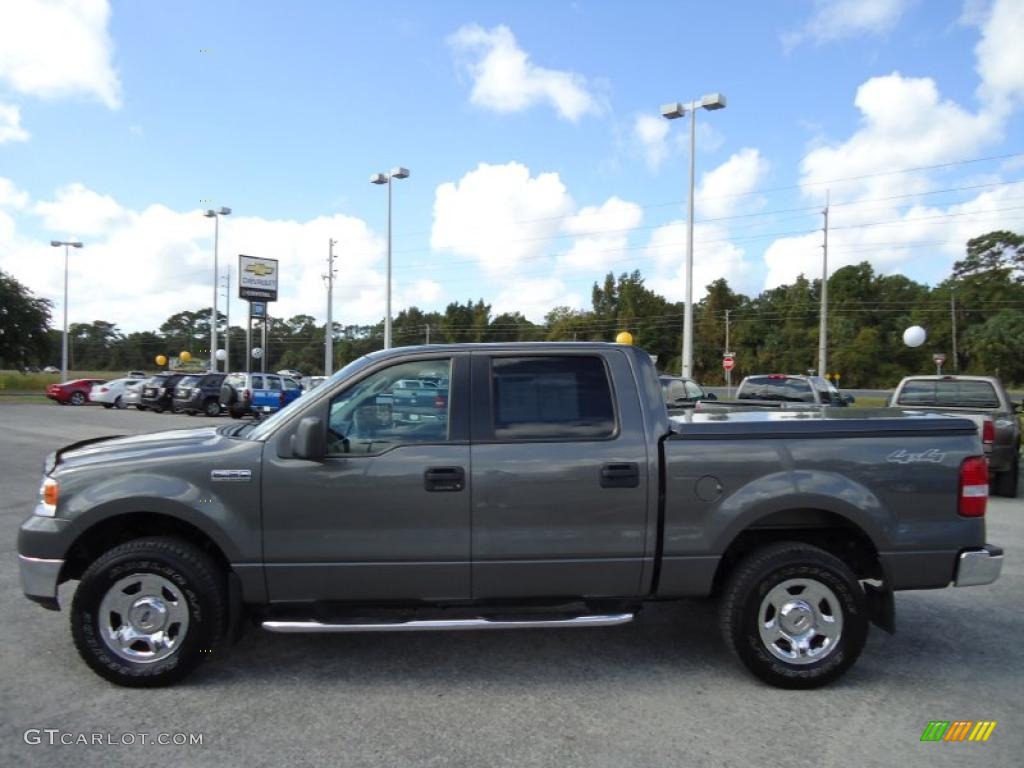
[[469, 349, 650, 598]]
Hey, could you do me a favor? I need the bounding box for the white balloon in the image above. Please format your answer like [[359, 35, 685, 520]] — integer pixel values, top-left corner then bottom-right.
[[903, 325, 927, 348], [251, 347, 264, 359], [215, 349, 227, 361]]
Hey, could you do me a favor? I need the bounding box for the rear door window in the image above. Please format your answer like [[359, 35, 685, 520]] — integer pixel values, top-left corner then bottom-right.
[[897, 380, 999, 407], [739, 376, 815, 403], [490, 356, 615, 440], [250, 375, 264, 389]]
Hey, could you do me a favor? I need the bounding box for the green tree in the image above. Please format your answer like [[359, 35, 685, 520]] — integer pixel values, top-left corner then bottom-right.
[[0, 269, 53, 368]]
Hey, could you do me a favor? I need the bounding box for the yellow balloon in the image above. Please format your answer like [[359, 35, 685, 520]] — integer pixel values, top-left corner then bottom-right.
[[180, 351, 192, 363], [615, 331, 634, 345], [155, 355, 167, 366]]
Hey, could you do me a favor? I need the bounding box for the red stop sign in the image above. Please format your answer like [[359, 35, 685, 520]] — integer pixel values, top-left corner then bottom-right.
[[723, 356, 735, 371]]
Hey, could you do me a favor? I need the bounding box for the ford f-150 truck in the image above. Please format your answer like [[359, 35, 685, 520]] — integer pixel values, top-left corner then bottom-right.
[[18, 343, 1003, 689]]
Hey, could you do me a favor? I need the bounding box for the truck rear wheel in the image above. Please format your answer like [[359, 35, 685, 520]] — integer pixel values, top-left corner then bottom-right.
[[719, 542, 868, 689], [70, 537, 225, 687]]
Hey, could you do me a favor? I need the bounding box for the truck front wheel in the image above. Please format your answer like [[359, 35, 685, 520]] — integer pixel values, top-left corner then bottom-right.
[[719, 542, 868, 689], [70, 537, 225, 687]]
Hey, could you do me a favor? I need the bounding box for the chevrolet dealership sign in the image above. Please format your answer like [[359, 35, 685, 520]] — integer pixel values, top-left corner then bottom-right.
[[238, 255, 279, 301]]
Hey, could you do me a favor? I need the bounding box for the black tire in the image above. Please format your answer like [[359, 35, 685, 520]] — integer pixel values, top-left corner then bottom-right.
[[114, 396, 125, 409], [70, 537, 225, 687], [135, 405, 145, 411], [151, 404, 164, 414], [993, 452, 1019, 498], [204, 398, 221, 417], [69, 391, 86, 406], [103, 403, 113, 409], [720, 542, 868, 689]]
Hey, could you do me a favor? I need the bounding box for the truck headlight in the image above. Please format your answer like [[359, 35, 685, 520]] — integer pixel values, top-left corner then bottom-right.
[[38, 477, 59, 517]]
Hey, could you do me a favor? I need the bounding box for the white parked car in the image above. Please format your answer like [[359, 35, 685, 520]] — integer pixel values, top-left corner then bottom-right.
[[89, 378, 143, 409]]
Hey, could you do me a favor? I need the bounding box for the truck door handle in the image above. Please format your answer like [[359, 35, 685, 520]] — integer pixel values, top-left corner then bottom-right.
[[424, 466, 465, 492], [600, 463, 639, 488]]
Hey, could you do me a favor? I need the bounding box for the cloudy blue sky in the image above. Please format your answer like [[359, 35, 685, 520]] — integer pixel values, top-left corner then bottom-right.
[[1, 0, 1023, 332]]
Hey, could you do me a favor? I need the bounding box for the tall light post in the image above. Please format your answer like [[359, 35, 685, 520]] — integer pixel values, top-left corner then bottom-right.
[[49, 240, 83, 381], [204, 207, 231, 371], [661, 93, 727, 377], [370, 167, 410, 349]]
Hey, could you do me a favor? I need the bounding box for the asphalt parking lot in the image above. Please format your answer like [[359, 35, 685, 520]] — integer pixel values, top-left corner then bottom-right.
[[0, 403, 1020, 767]]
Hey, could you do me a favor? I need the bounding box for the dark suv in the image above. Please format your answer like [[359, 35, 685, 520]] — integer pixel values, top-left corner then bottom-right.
[[140, 373, 185, 413], [173, 372, 227, 416]]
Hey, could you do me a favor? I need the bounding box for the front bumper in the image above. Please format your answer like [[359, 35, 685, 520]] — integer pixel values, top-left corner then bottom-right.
[[19, 554, 63, 610], [954, 544, 1004, 587]]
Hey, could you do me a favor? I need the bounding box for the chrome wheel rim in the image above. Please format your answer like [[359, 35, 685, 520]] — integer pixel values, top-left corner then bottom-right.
[[757, 578, 843, 665], [98, 573, 190, 663]]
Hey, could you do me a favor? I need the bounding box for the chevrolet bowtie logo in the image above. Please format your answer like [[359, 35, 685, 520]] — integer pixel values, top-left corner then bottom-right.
[[245, 263, 275, 277]]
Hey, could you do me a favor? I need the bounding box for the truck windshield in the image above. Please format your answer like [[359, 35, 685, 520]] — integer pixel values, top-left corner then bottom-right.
[[738, 377, 815, 403], [897, 380, 999, 408]]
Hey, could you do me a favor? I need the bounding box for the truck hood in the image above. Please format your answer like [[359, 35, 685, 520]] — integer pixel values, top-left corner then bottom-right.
[[49, 427, 223, 473]]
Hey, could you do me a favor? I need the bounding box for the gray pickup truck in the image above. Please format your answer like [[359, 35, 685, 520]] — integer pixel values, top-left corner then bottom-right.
[[888, 375, 1021, 498], [18, 343, 1003, 689]]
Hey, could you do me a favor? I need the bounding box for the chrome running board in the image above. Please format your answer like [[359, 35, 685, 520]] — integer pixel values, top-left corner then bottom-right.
[[262, 613, 634, 634]]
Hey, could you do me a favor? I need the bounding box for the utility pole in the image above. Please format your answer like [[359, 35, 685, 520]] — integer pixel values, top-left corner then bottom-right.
[[951, 285, 958, 373], [724, 308, 731, 397], [818, 191, 830, 378], [324, 238, 337, 375], [425, 324, 431, 344]]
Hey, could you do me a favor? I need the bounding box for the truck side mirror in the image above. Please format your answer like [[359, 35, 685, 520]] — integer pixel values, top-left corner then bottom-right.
[[705, 392, 718, 401], [292, 417, 326, 460], [843, 393, 856, 405]]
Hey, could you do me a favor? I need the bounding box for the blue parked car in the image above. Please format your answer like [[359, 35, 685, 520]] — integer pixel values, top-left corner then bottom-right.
[[219, 372, 303, 419]]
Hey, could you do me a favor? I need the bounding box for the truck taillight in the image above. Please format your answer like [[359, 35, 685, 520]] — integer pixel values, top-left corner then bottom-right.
[[981, 419, 994, 446], [435, 395, 446, 409], [959, 456, 989, 517], [243, 388, 251, 401]]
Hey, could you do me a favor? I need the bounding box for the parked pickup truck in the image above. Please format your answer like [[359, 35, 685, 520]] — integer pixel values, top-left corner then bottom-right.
[[695, 374, 852, 414], [18, 343, 1002, 689], [888, 375, 1021, 497]]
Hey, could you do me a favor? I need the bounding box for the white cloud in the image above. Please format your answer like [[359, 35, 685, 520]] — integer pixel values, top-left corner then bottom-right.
[[431, 161, 573, 275], [448, 24, 600, 121], [0, 183, 396, 333], [646, 221, 756, 302], [560, 196, 643, 272], [800, 73, 1001, 201], [0, 0, 121, 109], [33, 182, 126, 235], [633, 114, 670, 170], [0, 177, 30, 209], [696, 148, 768, 219], [784, 0, 909, 49], [974, 0, 1024, 109], [0, 103, 29, 143], [492, 277, 582, 323]]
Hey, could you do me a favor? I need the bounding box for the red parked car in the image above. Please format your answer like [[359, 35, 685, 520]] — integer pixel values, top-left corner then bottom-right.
[[45, 379, 106, 406]]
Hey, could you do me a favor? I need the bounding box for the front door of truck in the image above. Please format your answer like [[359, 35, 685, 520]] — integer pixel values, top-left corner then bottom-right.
[[469, 351, 650, 599], [261, 354, 471, 602]]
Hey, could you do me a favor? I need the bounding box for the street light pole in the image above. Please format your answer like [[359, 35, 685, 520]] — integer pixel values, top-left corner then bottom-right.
[[49, 240, 83, 381], [221, 266, 231, 371], [371, 167, 410, 349], [204, 207, 231, 371], [661, 94, 727, 378], [818, 191, 830, 378]]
